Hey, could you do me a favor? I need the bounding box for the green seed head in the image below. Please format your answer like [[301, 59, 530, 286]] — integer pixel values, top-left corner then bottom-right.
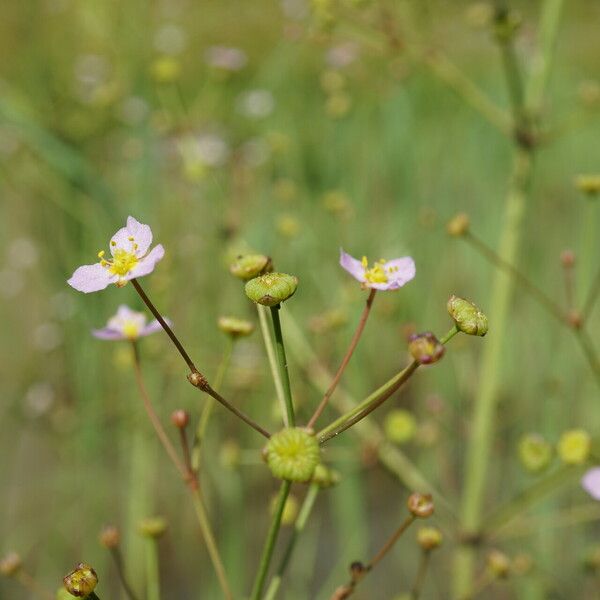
[[63, 563, 98, 598], [446, 213, 470, 237], [417, 527, 443, 551], [245, 273, 298, 307], [311, 463, 341, 488], [263, 427, 320, 482], [384, 409, 417, 445], [229, 254, 273, 280], [487, 550, 511, 579], [575, 174, 600, 196], [557, 429, 591, 465], [447, 295, 488, 336], [518, 433, 552, 473], [137, 516, 168, 539], [217, 316, 255, 337]]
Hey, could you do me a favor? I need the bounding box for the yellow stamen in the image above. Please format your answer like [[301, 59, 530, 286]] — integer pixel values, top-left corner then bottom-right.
[[362, 256, 390, 284], [122, 322, 140, 339]]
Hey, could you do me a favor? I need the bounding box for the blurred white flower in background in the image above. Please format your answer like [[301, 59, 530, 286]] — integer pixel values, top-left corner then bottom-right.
[[154, 23, 188, 55], [280, 0, 309, 20], [326, 42, 360, 69], [205, 46, 248, 71], [50, 291, 77, 320], [23, 382, 55, 418], [237, 89, 275, 120], [118, 96, 150, 125], [32, 322, 63, 352], [8, 238, 38, 270]]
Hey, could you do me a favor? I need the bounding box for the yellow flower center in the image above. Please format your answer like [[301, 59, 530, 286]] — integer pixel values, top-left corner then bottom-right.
[[97, 236, 140, 283], [361, 256, 397, 284], [122, 322, 140, 339]]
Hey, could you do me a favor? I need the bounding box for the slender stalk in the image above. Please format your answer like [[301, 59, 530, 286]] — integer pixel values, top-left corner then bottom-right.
[[411, 550, 432, 600], [453, 1, 565, 592], [317, 326, 458, 443], [562, 256, 576, 313], [330, 514, 416, 599], [191, 335, 234, 471], [582, 265, 600, 323], [190, 487, 234, 600], [109, 547, 140, 600], [131, 279, 197, 372], [270, 305, 295, 427], [130, 344, 233, 600], [482, 465, 585, 536], [14, 570, 54, 600], [250, 480, 292, 600], [131, 342, 188, 480], [145, 538, 161, 600], [264, 483, 320, 600], [307, 289, 377, 430], [258, 304, 289, 427]]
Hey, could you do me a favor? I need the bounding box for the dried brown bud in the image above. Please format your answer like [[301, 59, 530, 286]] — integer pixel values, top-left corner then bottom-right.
[[63, 563, 98, 597], [567, 309, 582, 329], [170, 409, 190, 429], [187, 370, 208, 389], [408, 332, 445, 365], [99, 525, 120, 549], [407, 492, 434, 518], [349, 561, 367, 582], [0, 552, 22, 577]]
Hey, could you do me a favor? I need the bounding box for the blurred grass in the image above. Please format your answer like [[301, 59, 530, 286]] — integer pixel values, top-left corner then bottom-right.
[[1, 0, 600, 598]]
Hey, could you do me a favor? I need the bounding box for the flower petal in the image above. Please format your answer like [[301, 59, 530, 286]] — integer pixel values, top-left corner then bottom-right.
[[91, 327, 126, 340], [68, 263, 114, 293], [384, 257, 416, 289], [339, 248, 365, 282], [582, 467, 600, 500], [109, 227, 132, 255], [124, 244, 165, 281], [126, 216, 153, 256], [140, 318, 172, 337], [108, 305, 146, 332]]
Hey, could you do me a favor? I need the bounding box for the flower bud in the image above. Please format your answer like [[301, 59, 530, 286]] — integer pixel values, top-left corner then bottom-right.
[[446, 213, 470, 237], [407, 492, 434, 518], [137, 516, 168, 539], [560, 250, 575, 268], [170, 409, 190, 429], [217, 316, 255, 337], [263, 427, 320, 482], [486, 550, 511, 579], [417, 527, 443, 551], [98, 525, 120, 549], [245, 273, 298, 307], [583, 545, 600, 572], [518, 433, 552, 473], [492, 9, 521, 43], [311, 463, 341, 488], [349, 561, 367, 582], [229, 254, 273, 280], [447, 295, 488, 336], [0, 552, 22, 577], [575, 174, 600, 196], [408, 332, 445, 365], [558, 429, 591, 465], [384, 409, 417, 445], [63, 563, 98, 598]]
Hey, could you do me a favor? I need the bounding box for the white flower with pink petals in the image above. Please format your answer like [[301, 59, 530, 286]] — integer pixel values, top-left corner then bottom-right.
[[92, 305, 169, 341], [68, 216, 164, 293], [339, 248, 415, 290], [582, 467, 600, 501]]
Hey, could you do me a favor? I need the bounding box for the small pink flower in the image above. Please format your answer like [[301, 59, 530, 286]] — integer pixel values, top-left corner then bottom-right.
[[68, 216, 164, 293], [582, 467, 600, 500], [339, 248, 415, 290], [92, 305, 170, 341]]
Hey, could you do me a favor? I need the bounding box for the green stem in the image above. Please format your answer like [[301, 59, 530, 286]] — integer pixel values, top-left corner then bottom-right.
[[110, 547, 141, 600], [190, 487, 234, 600], [191, 336, 234, 471], [482, 465, 585, 536], [270, 306, 295, 427], [250, 480, 292, 600], [264, 483, 320, 600], [411, 550, 432, 600], [258, 304, 289, 427], [453, 0, 564, 593], [317, 327, 458, 443], [145, 538, 161, 600]]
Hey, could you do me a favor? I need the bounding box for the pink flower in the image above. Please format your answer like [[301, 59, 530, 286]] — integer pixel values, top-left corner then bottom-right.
[[92, 305, 169, 341], [582, 467, 600, 500], [68, 216, 164, 293], [339, 248, 415, 290]]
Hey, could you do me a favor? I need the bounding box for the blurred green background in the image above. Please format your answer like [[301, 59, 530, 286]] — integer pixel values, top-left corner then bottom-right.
[[1, 0, 599, 598]]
